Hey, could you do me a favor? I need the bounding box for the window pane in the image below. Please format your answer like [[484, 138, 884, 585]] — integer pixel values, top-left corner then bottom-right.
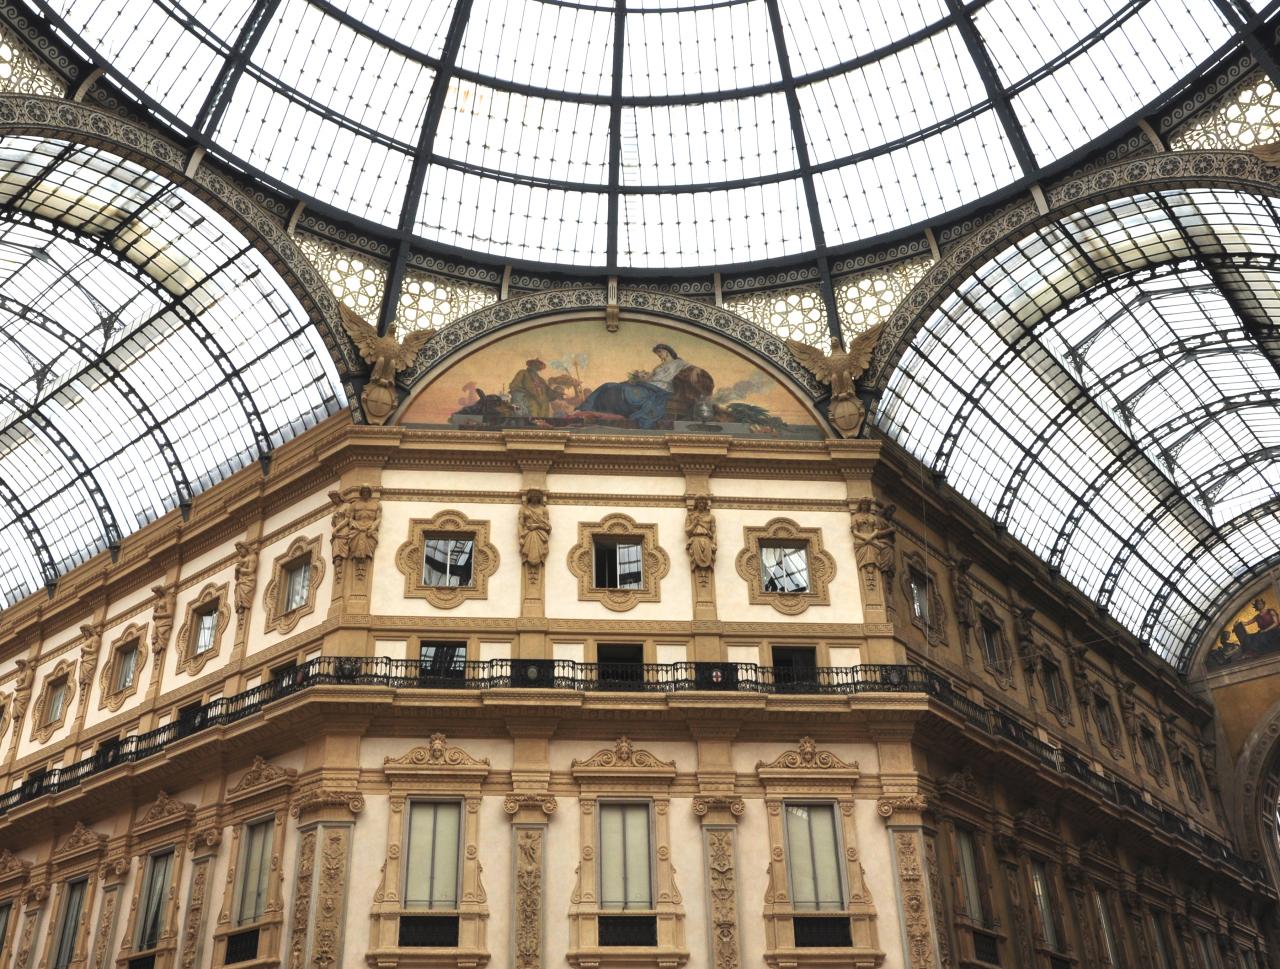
[[423, 537, 475, 587], [115, 645, 138, 692], [1031, 861, 1059, 950], [406, 802, 461, 908], [0, 902, 10, 952], [910, 570, 929, 620], [53, 879, 86, 969], [957, 829, 986, 924], [594, 540, 644, 590], [47, 681, 68, 724], [195, 611, 217, 654], [1093, 887, 1122, 967], [238, 819, 273, 923], [285, 561, 310, 610], [616, 542, 643, 589], [600, 803, 651, 910], [1151, 912, 1176, 969], [786, 803, 842, 911], [761, 544, 810, 593], [137, 849, 174, 950]]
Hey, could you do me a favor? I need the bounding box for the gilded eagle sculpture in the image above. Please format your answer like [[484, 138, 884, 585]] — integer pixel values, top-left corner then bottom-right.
[[339, 305, 434, 425], [785, 323, 884, 438]]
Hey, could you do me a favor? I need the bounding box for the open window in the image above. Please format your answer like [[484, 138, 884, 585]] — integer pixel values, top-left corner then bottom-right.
[[772, 645, 819, 692], [736, 519, 834, 615], [569, 514, 669, 611], [418, 641, 467, 685]]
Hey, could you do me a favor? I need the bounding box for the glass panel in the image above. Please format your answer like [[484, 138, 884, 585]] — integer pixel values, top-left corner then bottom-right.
[[114, 644, 138, 692], [1151, 912, 1177, 969], [761, 544, 809, 593], [419, 642, 466, 676], [194, 610, 217, 655], [284, 560, 311, 611], [423, 537, 475, 588], [599, 803, 652, 910], [909, 570, 929, 621], [980, 619, 1004, 670], [957, 828, 987, 925], [1030, 861, 1059, 951], [0, 901, 10, 953], [785, 803, 843, 911], [52, 879, 85, 969], [405, 802, 461, 908], [237, 819, 274, 924], [1093, 887, 1122, 967], [594, 540, 644, 590], [46, 681, 67, 724], [137, 849, 174, 950]]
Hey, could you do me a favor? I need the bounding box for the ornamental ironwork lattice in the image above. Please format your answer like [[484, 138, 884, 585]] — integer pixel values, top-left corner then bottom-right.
[[0, 21, 62, 96], [834, 256, 932, 344], [1171, 72, 1280, 151], [395, 267, 497, 335], [296, 233, 388, 322], [723, 284, 828, 349]]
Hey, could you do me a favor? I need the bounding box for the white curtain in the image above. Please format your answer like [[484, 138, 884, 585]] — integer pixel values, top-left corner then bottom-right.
[[238, 820, 273, 923], [785, 803, 842, 911], [599, 803, 652, 909], [405, 802, 461, 908]]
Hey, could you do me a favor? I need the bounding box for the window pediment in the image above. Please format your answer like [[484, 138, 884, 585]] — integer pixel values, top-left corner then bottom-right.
[[570, 737, 677, 785]]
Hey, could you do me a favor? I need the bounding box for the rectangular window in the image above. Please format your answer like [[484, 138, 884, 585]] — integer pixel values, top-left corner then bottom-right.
[[1095, 697, 1119, 746], [1092, 887, 1122, 967], [772, 645, 818, 691], [405, 802, 462, 909], [599, 803, 653, 910], [418, 642, 466, 681], [422, 536, 474, 588], [909, 568, 931, 622], [594, 538, 644, 590], [979, 617, 1005, 671], [283, 560, 311, 611], [114, 643, 139, 693], [1241, 948, 1259, 969], [136, 848, 174, 951], [236, 819, 274, 925], [194, 609, 217, 655], [1030, 860, 1060, 951], [1140, 726, 1163, 774], [955, 827, 988, 926], [784, 803, 843, 912], [52, 878, 86, 969], [1041, 661, 1068, 713], [1151, 911, 1177, 969], [1181, 753, 1205, 802], [1198, 931, 1222, 969], [0, 900, 11, 956], [44, 679, 68, 725], [760, 543, 809, 593]]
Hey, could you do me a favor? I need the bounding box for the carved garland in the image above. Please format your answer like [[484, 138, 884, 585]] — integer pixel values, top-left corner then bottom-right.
[[261, 534, 325, 635], [567, 513, 670, 612], [98, 623, 148, 713], [174, 582, 231, 677], [393, 510, 500, 609], [30, 658, 76, 744], [734, 518, 836, 616]]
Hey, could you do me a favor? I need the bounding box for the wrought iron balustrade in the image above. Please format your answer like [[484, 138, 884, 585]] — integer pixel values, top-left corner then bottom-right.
[[0, 654, 1259, 883]]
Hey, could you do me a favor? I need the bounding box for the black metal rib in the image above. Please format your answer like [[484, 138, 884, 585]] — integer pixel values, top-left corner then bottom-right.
[[376, 0, 476, 336], [761, 0, 841, 343], [605, 0, 626, 272], [0, 467, 58, 591], [943, 0, 1038, 177], [1209, 0, 1280, 90], [193, 0, 284, 138]]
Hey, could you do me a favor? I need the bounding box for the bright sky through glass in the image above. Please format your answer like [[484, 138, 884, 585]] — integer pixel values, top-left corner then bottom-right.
[[30, 0, 1241, 268]]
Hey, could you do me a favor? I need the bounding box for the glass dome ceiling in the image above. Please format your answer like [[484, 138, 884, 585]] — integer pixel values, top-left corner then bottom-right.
[[25, 0, 1264, 270]]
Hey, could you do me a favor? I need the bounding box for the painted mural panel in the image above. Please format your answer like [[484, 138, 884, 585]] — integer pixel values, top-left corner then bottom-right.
[[398, 320, 822, 438], [1206, 583, 1280, 670]]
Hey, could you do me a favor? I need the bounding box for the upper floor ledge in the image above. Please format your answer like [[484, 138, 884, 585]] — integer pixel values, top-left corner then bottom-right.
[[0, 656, 1260, 887]]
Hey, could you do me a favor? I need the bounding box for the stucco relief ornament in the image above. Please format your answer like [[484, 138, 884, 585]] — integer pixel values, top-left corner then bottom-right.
[[233, 541, 257, 628], [518, 489, 551, 567], [785, 323, 883, 437], [11, 657, 33, 723], [850, 498, 896, 597], [78, 622, 102, 693], [151, 584, 176, 656], [339, 304, 434, 425], [684, 495, 717, 571], [329, 485, 380, 584]]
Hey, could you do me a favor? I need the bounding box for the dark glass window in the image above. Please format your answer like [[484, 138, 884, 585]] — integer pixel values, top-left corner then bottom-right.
[[1094, 696, 1119, 746], [423, 536, 474, 588], [1140, 725, 1164, 775], [761, 543, 809, 593], [909, 568, 931, 623], [419, 643, 467, 680], [594, 538, 644, 589], [979, 617, 1006, 672], [1041, 661, 1069, 714], [136, 849, 174, 950]]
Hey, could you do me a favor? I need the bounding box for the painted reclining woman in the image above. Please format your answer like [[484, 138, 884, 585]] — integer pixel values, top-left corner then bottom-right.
[[576, 343, 704, 429]]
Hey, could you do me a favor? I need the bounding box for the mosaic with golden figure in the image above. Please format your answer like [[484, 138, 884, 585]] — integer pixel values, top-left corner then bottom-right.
[[1207, 583, 1280, 669], [399, 320, 822, 438]]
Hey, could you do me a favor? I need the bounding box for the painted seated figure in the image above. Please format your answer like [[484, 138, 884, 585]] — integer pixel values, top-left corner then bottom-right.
[[577, 343, 713, 428]]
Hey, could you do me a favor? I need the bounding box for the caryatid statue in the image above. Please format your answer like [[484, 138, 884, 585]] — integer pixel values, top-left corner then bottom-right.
[[850, 498, 896, 601], [518, 489, 551, 568], [330, 485, 381, 584], [684, 495, 717, 571]]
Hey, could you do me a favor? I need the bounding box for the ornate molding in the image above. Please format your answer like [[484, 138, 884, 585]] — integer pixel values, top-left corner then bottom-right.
[[288, 829, 316, 969], [98, 622, 147, 712], [567, 513, 670, 612], [52, 821, 108, 860], [289, 787, 365, 821], [227, 755, 298, 800], [135, 791, 196, 835], [901, 550, 947, 646], [734, 518, 835, 615], [30, 657, 76, 744], [180, 858, 212, 969], [173, 582, 230, 677], [756, 736, 858, 774], [261, 534, 325, 635], [393, 509, 499, 608], [504, 793, 558, 817], [692, 795, 745, 819], [383, 732, 491, 772], [514, 827, 546, 969], [706, 828, 741, 969], [895, 831, 937, 969], [877, 794, 929, 819], [571, 736, 677, 775]]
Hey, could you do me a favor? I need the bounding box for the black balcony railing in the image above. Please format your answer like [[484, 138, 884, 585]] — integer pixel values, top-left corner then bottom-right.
[[0, 655, 1261, 883]]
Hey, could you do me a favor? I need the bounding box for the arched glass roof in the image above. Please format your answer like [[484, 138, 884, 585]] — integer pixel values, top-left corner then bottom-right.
[[0, 135, 346, 605], [877, 187, 1280, 669], [25, 0, 1268, 270]]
